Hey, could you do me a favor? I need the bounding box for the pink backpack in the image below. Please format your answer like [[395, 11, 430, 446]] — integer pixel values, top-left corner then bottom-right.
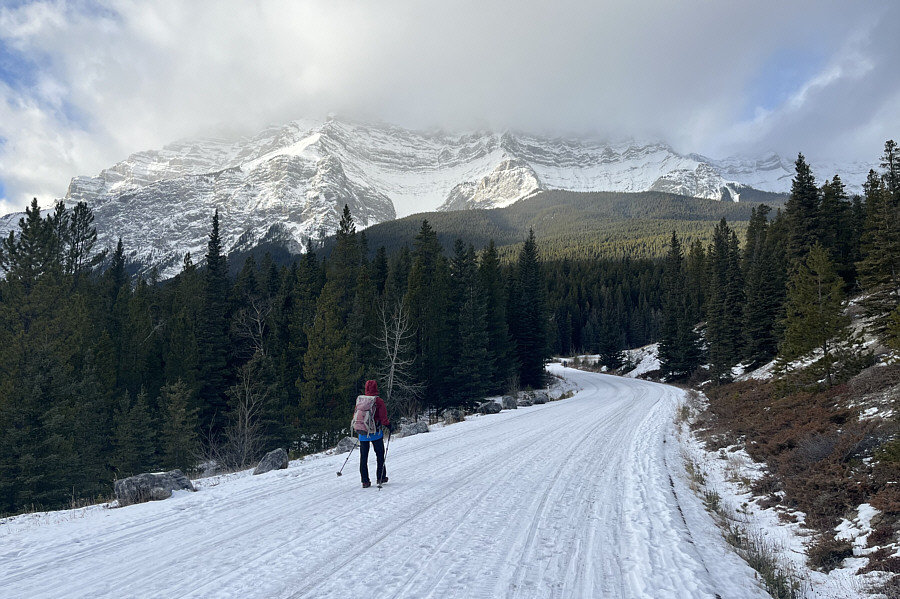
[[351, 395, 378, 434]]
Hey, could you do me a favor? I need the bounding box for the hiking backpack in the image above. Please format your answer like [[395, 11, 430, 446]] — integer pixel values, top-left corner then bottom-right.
[[351, 395, 378, 435]]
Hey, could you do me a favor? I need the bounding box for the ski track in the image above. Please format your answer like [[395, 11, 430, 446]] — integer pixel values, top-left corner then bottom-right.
[[0, 366, 770, 599]]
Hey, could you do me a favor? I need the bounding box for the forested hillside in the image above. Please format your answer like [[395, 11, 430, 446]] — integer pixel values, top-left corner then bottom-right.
[[674, 142, 900, 587], [656, 144, 899, 385], [0, 141, 895, 518], [336, 189, 783, 261]]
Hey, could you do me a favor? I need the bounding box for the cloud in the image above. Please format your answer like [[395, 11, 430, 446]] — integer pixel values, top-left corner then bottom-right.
[[0, 0, 898, 214]]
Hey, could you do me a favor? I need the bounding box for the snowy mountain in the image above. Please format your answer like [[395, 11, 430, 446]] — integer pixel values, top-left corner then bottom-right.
[[0, 116, 871, 278]]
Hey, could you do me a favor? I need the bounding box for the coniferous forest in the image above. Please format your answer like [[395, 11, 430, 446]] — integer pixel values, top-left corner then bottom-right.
[[0, 141, 897, 516]]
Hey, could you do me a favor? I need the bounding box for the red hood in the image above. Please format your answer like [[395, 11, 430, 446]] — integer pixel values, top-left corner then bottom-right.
[[364, 380, 379, 396]]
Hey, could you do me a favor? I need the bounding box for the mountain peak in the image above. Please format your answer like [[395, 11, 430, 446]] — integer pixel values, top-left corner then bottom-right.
[[3, 117, 868, 279]]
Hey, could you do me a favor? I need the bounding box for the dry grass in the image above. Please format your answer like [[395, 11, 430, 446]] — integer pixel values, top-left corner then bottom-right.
[[694, 364, 900, 582]]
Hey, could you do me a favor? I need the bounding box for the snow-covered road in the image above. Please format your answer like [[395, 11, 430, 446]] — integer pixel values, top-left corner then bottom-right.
[[1, 365, 769, 598]]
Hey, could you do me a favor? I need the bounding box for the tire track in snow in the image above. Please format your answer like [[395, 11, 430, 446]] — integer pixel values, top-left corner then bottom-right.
[[1, 368, 772, 599]]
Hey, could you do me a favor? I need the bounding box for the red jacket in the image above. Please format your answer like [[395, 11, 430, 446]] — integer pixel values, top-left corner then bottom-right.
[[364, 379, 390, 428]]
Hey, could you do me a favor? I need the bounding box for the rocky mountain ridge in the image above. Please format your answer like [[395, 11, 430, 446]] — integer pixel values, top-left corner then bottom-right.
[[1, 116, 871, 278]]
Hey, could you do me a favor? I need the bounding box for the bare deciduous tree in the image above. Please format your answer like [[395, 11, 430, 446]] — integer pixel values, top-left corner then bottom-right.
[[196, 355, 271, 473], [224, 356, 270, 469], [375, 297, 423, 420], [233, 297, 272, 358]]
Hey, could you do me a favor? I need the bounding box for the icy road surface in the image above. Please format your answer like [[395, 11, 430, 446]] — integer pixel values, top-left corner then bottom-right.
[[1, 365, 769, 598]]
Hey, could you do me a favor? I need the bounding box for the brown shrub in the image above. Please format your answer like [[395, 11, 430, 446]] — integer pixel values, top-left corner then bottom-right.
[[698, 366, 900, 583], [868, 522, 895, 548], [859, 548, 900, 575], [849, 364, 900, 396], [701, 377, 877, 529], [807, 536, 854, 572]]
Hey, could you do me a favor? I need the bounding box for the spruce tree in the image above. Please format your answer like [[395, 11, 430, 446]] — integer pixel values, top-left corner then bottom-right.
[[818, 175, 855, 285], [706, 219, 745, 382], [197, 210, 231, 436], [447, 240, 489, 405], [300, 287, 360, 447], [742, 205, 786, 368], [162, 254, 202, 392], [159, 379, 198, 472], [0, 198, 56, 292], [288, 250, 322, 395], [372, 246, 388, 296], [300, 207, 363, 445], [66, 201, 105, 281], [658, 232, 702, 380], [857, 155, 900, 337], [479, 240, 514, 394], [779, 243, 849, 387], [597, 299, 625, 370], [112, 388, 157, 477], [405, 220, 451, 409], [348, 263, 379, 379], [104, 238, 128, 303], [512, 229, 549, 389], [785, 154, 821, 265], [685, 239, 706, 322], [881, 139, 900, 201]]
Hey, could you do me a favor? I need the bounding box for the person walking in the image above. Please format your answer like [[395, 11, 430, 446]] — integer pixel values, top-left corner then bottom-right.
[[354, 379, 391, 488]]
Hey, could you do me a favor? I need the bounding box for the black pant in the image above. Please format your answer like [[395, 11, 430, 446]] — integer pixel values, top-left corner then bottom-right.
[[359, 437, 386, 483]]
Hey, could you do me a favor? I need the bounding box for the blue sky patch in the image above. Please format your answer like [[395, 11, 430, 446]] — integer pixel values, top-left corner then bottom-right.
[[0, 40, 38, 91], [743, 47, 827, 119]]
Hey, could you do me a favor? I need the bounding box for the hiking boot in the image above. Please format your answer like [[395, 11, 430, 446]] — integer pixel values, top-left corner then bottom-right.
[[377, 476, 388, 485], [362, 481, 371, 488]]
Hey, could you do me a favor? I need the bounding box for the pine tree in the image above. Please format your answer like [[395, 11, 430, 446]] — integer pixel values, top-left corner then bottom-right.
[[881, 140, 900, 201], [300, 207, 363, 446], [288, 250, 322, 395], [742, 205, 786, 368], [405, 220, 451, 409], [705, 219, 745, 383], [0, 198, 56, 292], [299, 287, 360, 448], [658, 232, 702, 380], [479, 240, 514, 393], [162, 253, 202, 392], [66, 201, 105, 281], [159, 379, 198, 472], [112, 387, 157, 477], [512, 229, 549, 389], [857, 153, 900, 337], [818, 175, 855, 284], [597, 299, 625, 370], [372, 246, 389, 296], [197, 209, 231, 435], [447, 240, 489, 406], [779, 243, 849, 387], [785, 154, 821, 265], [47, 201, 70, 268]]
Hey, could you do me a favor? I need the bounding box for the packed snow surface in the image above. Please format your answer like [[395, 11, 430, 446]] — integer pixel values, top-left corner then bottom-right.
[[0, 366, 769, 598]]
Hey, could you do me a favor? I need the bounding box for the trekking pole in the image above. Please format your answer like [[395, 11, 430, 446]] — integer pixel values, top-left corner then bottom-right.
[[336, 438, 358, 477], [382, 429, 392, 486]]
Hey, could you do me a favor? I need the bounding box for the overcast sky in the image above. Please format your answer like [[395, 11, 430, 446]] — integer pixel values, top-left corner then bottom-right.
[[1, 0, 898, 215]]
